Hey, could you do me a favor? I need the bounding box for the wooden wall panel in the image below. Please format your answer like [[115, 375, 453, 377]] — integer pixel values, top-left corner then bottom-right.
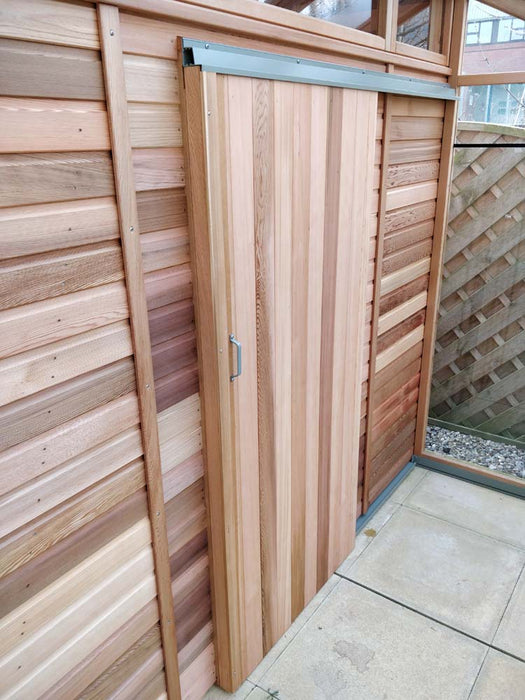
[[121, 12, 213, 698], [364, 95, 445, 505], [358, 94, 385, 518], [0, 2, 168, 697], [0, 2, 453, 697]]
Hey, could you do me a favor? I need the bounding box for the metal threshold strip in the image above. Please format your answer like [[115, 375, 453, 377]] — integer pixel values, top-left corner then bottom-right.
[[182, 38, 458, 101]]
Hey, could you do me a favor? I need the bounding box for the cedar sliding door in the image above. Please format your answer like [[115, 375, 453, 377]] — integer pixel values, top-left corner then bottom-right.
[[182, 66, 377, 691]]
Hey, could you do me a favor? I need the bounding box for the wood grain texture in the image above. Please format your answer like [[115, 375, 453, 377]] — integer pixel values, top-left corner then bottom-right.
[[183, 67, 376, 689], [133, 148, 185, 191], [0, 357, 136, 452], [0, 197, 119, 260], [129, 102, 182, 148], [0, 0, 100, 49], [364, 92, 446, 504], [124, 54, 179, 103], [0, 241, 124, 311], [0, 39, 105, 100], [181, 66, 260, 692], [0, 320, 133, 407], [0, 151, 115, 207], [97, 6, 181, 698], [0, 97, 110, 153], [0, 391, 139, 496], [0, 281, 129, 358]]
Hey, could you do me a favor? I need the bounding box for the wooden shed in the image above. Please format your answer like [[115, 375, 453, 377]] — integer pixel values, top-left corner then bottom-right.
[[0, 0, 523, 698]]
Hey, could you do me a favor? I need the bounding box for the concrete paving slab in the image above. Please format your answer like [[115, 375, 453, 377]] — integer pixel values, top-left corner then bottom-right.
[[348, 507, 525, 641], [471, 650, 525, 699], [256, 579, 486, 700], [494, 566, 525, 659], [406, 471, 525, 550]]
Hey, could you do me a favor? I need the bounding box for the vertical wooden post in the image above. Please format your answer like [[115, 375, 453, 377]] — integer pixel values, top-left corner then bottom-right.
[[414, 0, 468, 456], [97, 6, 181, 699], [379, 0, 398, 52], [362, 86, 393, 515]]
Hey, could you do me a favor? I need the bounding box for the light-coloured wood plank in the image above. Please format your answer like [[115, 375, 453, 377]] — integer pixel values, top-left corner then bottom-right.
[[0, 392, 139, 497], [179, 643, 215, 700], [378, 291, 428, 336], [140, 227, 189, 272], [180, 66, 263, 691], [1, 550, 156, 698], [0, 320, 133, 407], [163, 451, 203, 504], [124, 54, 178, 103], [0, 98, 110, 153], [0, 242, 124, 311], [0, 518, 151, 658], [0, 0, 99, 49], [0, 357, 135, 452], [390, 116, 444, 141], [376, 325, 425, 373], [39, 599, 158, 700], [0, 429, 144, 544], [0, 39, 105, 99], [128, 102, 182, 148], [137, 188, 187, 232], [145, 264, 192, 310], [97, 6, 181, 698], [380, 257, 432, 296], [0, 197, 119, 259], [0, 281, 129, 358], [0, 460, 146, 578], [0, 152, 115, 208], [386, 180, 438, 211], [132, 147, 185, 191], [157, 393, 202, 474], [390, 96, 445, 118]]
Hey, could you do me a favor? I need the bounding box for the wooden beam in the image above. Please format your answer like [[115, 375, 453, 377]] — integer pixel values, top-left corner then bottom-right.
[[413, 0, 468, 458], [455, 72, 525, 87], [379, 0, 398, 52], [362, 88, 393, 515], [97, 6, 181, 699]]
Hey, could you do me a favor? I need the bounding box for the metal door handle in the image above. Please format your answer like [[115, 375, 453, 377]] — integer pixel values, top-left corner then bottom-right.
[[229, 334, 242, 382]]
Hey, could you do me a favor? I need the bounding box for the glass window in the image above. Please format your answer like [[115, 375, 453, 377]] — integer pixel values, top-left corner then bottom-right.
[[396, 0, 444, 53], [396, 0, 431, 49], [258, 0, 380, 35], [479, 20, 493, 43], [458, 84, 525, 128], [463, 1, 525, 74]]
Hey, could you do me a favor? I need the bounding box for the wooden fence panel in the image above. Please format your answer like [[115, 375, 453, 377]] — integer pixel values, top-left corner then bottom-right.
[[429, 123, 525, 442]]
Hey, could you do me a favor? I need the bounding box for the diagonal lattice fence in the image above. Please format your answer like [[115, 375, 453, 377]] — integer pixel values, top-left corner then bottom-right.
[[430, 122, 525, 443]]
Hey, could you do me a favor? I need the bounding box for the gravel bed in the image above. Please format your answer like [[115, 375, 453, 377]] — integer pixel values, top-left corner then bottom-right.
[[426, 425, 525, 479]]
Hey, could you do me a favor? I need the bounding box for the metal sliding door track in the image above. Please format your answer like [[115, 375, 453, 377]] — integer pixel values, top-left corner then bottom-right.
[[182, 38, 458, 101]]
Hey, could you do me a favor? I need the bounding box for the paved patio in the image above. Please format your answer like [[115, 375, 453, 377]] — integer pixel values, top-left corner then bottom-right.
[[206, 466, 525, 700]]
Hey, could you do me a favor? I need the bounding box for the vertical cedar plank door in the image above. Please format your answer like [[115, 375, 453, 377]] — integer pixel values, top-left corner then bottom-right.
[[182, 68, 377, 692]]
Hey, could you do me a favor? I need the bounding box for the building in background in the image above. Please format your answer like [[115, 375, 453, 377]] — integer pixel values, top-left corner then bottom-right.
[[460, 0, 525, 127]]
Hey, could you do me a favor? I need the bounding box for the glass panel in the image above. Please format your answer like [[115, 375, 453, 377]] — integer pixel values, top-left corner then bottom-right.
[[426, 124, 525, 480], [396, 0, 431, 49], [463, 0, 525, 74], [257, 0, 380, 35], [458, 83, 525, 129]]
